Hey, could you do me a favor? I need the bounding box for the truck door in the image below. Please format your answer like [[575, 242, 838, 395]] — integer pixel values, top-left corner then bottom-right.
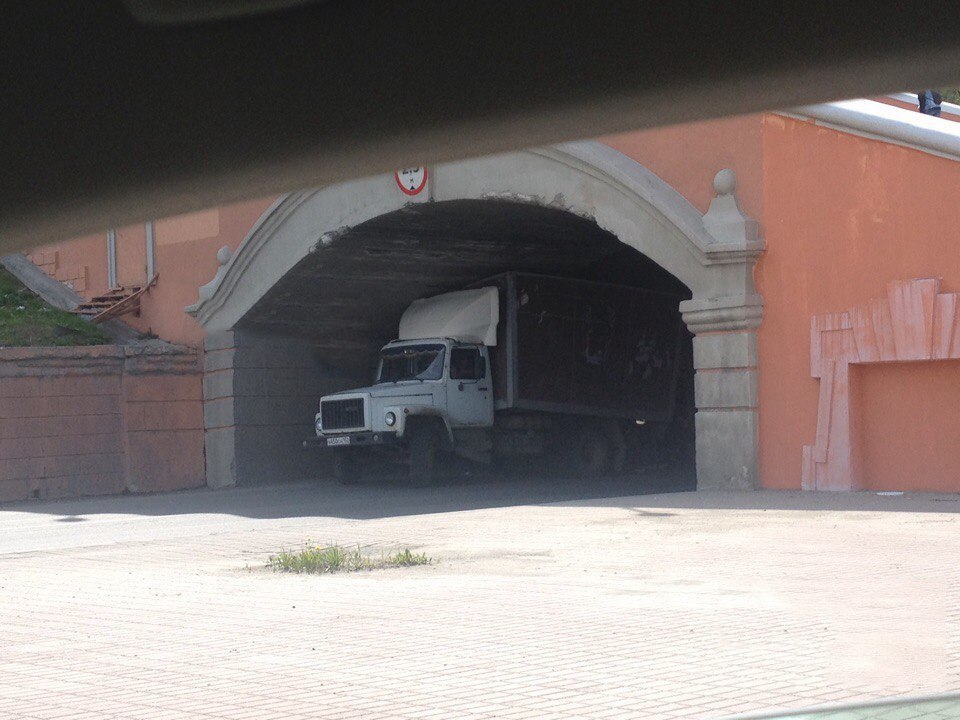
[[446, 346, 494, 427]]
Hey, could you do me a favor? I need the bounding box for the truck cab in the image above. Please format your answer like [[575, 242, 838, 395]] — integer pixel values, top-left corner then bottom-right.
[[315, 338, 493, 447]]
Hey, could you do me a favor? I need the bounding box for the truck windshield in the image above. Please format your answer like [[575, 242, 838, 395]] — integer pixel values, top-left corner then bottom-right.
[[377, 344, 446, 383]]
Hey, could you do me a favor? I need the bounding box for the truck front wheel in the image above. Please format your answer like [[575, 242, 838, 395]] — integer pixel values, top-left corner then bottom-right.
[[332, 451, 361, 485], [407, 423, 442, 487]]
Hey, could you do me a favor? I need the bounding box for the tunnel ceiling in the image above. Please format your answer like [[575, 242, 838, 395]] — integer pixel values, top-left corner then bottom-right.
[[238, 200, 689, 370]]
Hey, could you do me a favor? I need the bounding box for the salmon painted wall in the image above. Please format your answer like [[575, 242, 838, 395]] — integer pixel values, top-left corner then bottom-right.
[[603, 114, 765, 224], [30, 225, 148, 296], [125, 198, 276, 346], [29, 197, 276, 348], [757, 113, 960, 489], [853, 360, 960, 493], [116, 224, 148, 288], [29, 233, 108, 296]]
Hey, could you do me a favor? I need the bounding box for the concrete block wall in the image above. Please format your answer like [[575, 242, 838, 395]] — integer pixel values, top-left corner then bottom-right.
[[122, 372, 205, 493], [28, 249, 90, 294], [0, 345, 204, 503], [204, 330, 359, 487]]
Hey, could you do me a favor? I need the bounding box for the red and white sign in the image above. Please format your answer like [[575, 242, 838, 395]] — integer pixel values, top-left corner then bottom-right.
[[395, 167, 428, 196]]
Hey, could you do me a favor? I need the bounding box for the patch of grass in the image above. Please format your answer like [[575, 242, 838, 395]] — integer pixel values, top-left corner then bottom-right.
[[0, 268, 109, 347], [268, 543, 432, 574]]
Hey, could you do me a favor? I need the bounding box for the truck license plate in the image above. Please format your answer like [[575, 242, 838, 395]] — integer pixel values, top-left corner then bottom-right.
[[326, 436, 350, 447]]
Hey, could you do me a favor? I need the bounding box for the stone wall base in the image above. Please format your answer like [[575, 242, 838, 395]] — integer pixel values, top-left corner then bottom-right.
[[203, 330, 359, 487], [0, 344, 204, 503]]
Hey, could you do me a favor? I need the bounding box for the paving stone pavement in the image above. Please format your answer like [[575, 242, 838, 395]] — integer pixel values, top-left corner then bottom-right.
[[1, 478, 959, 720]]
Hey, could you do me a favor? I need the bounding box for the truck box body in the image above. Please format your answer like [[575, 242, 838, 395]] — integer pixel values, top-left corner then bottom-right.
[[478, 272, 684, 422]]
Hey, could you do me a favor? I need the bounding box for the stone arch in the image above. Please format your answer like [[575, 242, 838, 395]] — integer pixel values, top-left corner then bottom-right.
[[189, 140, 765, 489]]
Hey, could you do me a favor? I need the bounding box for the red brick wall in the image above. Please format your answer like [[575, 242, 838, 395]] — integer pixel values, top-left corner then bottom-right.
[[0, 345, 204, 503]]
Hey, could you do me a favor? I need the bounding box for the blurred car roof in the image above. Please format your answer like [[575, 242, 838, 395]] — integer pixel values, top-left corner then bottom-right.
[[1, 1, 958, 251]]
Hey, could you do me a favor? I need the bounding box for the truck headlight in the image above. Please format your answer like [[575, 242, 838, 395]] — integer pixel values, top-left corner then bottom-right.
[[315, 415, 323, 434], [384, 411, 396, 427]]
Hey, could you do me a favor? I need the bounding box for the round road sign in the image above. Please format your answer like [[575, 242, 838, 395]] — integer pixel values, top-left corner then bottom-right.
[[395, 167, 428, 196]]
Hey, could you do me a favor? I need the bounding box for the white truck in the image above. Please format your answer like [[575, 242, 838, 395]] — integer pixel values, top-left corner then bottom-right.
[[306, 272, 685, 484]]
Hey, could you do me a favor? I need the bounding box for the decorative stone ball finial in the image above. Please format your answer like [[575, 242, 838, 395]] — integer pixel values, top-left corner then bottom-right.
[[188, 245, 234, 313], [713, 168, 737, 196], [703, 168, 758, 247]]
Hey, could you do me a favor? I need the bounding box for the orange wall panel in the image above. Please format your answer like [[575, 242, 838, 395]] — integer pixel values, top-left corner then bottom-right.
[[125, 197, 276, 346], [28, 196, 277, 348], [154, 209, 220, 246], [758, 114, 960, 489], [115, 223, 147, 288], [853, 361, 960, 492], [603, 114, 765, 223], [29, 233, 108, 298]]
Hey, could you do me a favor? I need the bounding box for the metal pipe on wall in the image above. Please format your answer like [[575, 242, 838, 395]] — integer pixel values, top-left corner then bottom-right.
[[106, 228, 117, 288], [145, 220, 155, 279]]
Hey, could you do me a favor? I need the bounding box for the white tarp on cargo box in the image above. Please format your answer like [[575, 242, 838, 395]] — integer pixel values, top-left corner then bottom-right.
[[399, 287, 499, 345]]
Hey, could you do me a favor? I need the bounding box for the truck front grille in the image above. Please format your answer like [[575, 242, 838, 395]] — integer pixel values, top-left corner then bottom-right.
[[321, 397, 365, 431]]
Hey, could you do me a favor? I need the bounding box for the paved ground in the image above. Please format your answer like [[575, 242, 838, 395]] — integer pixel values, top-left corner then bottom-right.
[[1, 476, 959, 720]]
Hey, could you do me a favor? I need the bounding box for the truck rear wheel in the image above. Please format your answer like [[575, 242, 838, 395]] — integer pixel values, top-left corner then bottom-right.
[[569, 425, 611, 478], [407, 423, 442, 487], [332, 451, 361, 485]]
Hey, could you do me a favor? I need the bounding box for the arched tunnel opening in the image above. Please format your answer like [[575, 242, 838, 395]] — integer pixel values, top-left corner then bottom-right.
[[229, 199, 695, 490]]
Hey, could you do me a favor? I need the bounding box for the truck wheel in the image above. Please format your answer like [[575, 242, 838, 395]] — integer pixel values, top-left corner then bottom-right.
[[571, 425, 611, 478], [332, 451, 361, 485], [604, 419, 627, 474], [407, 423, 441, 487]]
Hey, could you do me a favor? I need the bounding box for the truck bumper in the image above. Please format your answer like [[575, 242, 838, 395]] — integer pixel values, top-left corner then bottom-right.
[[302, 431, 400, 450]]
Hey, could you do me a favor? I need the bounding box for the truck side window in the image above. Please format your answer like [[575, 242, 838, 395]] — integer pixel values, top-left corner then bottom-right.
[[450, 347, 483, 380]]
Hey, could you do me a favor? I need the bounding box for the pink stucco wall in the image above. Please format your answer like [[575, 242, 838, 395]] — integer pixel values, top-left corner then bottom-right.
[[28, 197, 276, 348], [0, 345, 204, 503], [800, 278, 960, 492], [758, 114, 960, 490], [603, 113, 765, 224], [855, 360, 960, 492], [604, 110, 960, 492], [128, 198, 276, 346], [29, 233, 107, 296]]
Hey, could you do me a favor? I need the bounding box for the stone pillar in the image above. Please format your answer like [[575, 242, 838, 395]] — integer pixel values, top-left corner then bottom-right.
[[203, 329, 360, 487], [681, 296, 763, 490], [202, 330, 240, 488], [679, 168, 765, 490]]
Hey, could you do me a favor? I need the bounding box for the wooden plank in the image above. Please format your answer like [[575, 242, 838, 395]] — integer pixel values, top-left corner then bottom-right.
[[90, 275, 157, 324]]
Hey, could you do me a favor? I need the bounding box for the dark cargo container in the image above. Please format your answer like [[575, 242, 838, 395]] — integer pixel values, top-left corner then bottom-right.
[[476, 272, 684, 422]]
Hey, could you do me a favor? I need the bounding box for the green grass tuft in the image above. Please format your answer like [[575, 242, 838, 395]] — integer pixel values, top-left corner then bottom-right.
[[0, 268, 110, 347], [268, 543, 432, 574]]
